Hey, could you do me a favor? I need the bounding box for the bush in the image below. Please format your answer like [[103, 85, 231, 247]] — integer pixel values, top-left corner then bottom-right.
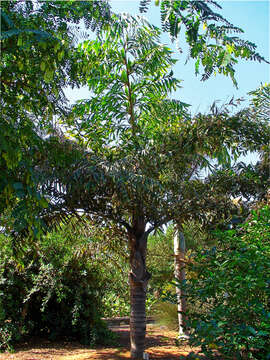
[[103, 291, 130, 317], [0, 228, 116, 351], [181, 206, 270, 359], [153, 301, 178, 330]]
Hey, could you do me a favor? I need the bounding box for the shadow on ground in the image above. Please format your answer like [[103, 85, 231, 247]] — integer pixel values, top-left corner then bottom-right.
[[0, 324, 219, 359]]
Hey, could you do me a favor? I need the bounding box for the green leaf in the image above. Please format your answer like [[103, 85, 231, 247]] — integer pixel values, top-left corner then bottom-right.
[[195, 57, 200, 75], [247, 326, 257, 336], [120, 70, 128, 83], [40, 61, 46, 71], [58, 50, 64, 61], [54, 42, 61, 52], [18, 61, 24, 70], [40, 198, 49, 208], [17, 35, 23, 46], [44, 69, 54, 83]]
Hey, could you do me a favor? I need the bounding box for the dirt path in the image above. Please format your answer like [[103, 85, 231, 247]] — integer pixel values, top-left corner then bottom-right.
[[0, 324, 209, 360]]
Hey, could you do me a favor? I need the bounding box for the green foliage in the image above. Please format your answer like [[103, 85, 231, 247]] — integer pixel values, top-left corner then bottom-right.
[[0, 0, 111, 237], [100, 245, 130, 317], [71, 14, 185, 151], [248, 82, 270, 121], [103, 292, 130, 318], [180, 206, 270, 359], [141, 0, 269, 86], [2, 2, 269, 242], [205, 160, 269, 211], [181, 220, 212, 250], [147, 226, 174, 293], [0, 227, 116, 351], [149, 222, 212, 329], [48, 13, 270, 238]]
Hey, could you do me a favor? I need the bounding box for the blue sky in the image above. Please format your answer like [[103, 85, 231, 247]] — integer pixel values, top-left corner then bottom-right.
[[66, 0, 269, 115]]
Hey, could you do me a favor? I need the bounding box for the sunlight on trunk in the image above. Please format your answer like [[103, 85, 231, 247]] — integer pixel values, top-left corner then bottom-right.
[[174, 228, 188, 337]]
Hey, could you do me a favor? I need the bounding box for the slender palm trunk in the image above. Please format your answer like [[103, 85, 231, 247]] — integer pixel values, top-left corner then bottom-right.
[[130, 275, 147, 359], [174, 227, 188, 337], [129, 216, 151, 359]]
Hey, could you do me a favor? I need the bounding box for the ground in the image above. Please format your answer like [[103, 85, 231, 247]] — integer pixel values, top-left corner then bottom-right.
[[0, 324, 217, 360]]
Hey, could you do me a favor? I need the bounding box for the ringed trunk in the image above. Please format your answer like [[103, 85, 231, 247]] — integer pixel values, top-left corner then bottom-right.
[[129, 217, 151, 359], [130, 275, 147, 359], [174, 228, 188, 337]]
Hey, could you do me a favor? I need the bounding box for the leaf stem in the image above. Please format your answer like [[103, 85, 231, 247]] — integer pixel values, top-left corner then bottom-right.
[[123, 46, 136, 137]]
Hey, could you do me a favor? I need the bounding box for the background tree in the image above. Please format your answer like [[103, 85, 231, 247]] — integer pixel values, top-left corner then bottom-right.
[[0, 0, 111, 236]]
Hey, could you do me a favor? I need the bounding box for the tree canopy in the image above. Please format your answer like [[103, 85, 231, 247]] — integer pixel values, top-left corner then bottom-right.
[[1, 0, 111, 236], [1, 1, 269, 238]]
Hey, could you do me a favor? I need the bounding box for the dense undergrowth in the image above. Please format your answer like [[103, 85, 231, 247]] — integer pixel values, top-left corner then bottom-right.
[[178, 206, 270, 359], [0, 229, 116, 351]]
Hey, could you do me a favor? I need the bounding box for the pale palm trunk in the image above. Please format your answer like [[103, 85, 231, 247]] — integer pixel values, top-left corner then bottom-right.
[[129, 216, 151, 359], [174, 227, 188, 337]]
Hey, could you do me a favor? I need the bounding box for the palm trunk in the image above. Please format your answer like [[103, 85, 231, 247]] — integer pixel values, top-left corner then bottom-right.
[[129, 216, 151, 359], [130, 275, 147, 359], [174, 227, 188, 337]]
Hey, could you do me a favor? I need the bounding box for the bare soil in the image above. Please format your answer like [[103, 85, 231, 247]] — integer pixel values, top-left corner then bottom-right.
[[0, 324, 215, 360]]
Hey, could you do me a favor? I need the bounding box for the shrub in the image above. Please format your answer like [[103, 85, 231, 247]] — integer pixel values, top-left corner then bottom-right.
[[0, 229, 116, 351], [103, 292, 130, 317], [181, 206, 270, 359]]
